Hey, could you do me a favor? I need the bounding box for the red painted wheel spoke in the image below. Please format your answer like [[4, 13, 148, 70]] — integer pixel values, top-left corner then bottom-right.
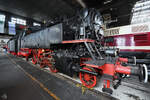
[[40, 57, 57, 73], [90, 79, 95, 83], [32, 50, 38, 64]]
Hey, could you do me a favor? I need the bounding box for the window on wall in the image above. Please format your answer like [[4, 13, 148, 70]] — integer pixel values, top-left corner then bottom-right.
[[0, 14, 5, 22], [33, 22, 41, 26], [131, 0, 150, 24], [11, 17, 26, 25], [0, 14, 6, 33]]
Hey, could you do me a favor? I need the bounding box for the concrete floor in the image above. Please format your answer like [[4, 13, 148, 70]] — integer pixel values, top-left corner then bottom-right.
[[0, 53, 116, 100], [0, 53, 55, 100]]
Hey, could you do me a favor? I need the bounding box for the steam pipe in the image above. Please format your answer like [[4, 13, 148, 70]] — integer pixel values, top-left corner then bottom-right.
[[128, 59, 150, 64]]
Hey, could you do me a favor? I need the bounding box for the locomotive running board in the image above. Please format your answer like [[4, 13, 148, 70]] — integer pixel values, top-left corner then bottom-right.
[[62, 39, 95, 43]]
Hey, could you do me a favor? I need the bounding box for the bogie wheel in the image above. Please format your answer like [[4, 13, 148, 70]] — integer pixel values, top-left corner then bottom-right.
[[79, 66, 97, 88], [40, 58, 58, 73]]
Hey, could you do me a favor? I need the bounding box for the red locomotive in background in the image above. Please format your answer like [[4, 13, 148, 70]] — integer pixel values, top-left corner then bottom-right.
[[104, 22, 150, 59], [104, 0, 150, 60]]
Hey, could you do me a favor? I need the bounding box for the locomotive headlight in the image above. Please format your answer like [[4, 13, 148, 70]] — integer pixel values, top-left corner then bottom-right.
[[42, 49, 45, 52]]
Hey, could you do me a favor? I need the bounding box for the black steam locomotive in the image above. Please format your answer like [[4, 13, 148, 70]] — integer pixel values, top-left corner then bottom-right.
[[7, 8, 149, 94]]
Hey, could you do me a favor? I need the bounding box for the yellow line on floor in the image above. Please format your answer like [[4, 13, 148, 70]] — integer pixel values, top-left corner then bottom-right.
[[7, 54, 60, 100]]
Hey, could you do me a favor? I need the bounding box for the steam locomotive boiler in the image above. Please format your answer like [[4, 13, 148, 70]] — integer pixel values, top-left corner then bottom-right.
[[7, 8, 149, 94]]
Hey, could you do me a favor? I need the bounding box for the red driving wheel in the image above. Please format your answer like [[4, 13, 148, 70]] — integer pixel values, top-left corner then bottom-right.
[[79, 66, 97, 88], [26, 56, 29, 61], [48, 63, 58, 73], [32, 50, 38, 64], [40, 58, 57, 73], [32, 53, 37, 64]]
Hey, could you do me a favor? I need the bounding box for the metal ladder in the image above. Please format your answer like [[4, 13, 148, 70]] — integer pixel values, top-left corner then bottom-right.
[[84, 42, 103, 60]]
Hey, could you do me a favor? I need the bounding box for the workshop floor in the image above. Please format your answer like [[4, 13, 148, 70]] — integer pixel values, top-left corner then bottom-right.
[[0, 53, 116, 100]]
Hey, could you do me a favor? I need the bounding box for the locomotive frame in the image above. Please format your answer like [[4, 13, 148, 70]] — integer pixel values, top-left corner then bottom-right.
[[7, 36, 149, 94]]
